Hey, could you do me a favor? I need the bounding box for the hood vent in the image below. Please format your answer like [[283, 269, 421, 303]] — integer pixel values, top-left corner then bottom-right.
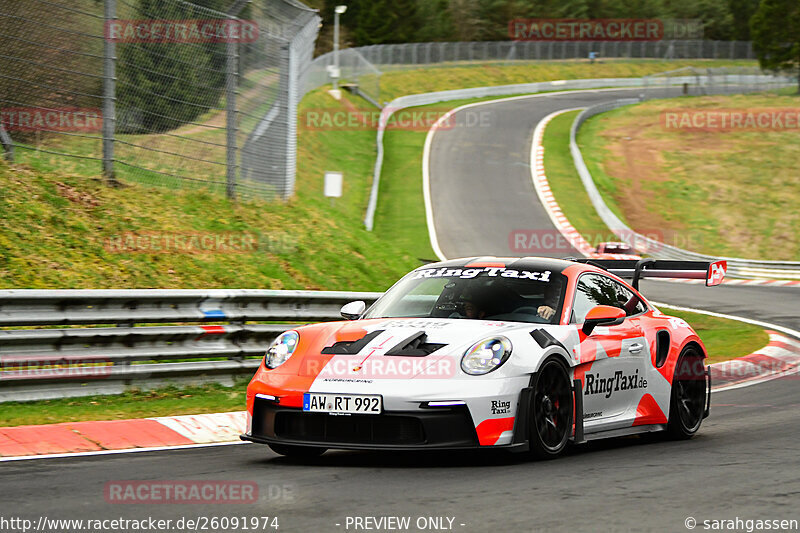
[[385, 331, 446, 357], [322, 330, 384, 355]]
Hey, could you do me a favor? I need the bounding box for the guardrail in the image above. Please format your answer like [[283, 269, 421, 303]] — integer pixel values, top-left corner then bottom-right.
[[0, 290, 382, 403], [570, 94, 800, 279]]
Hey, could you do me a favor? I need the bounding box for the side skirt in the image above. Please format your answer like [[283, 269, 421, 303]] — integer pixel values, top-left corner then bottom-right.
[[583, 424, 666, 441]]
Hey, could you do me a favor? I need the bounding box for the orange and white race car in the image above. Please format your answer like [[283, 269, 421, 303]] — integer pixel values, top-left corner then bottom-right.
[[242, 257, 727, 459]]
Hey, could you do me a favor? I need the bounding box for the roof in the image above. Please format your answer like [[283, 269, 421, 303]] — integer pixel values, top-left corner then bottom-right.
[[417, 256, 579, 275]]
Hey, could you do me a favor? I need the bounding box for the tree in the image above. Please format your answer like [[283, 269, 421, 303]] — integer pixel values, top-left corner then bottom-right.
[[751, 0, 800, 93], [728, 0, 760, 40], [116, 0, 226, 132], [353, 0, 420, 45], [415, 0, 455, 42]]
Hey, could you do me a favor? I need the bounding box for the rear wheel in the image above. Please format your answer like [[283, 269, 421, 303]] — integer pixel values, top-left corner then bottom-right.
[[268, 443, 327, 458], [528, 358, 573, 459], [666, 346, 707, 439]]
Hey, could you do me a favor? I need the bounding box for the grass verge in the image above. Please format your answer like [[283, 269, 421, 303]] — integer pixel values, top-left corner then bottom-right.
[[0, 90, 420, 290], [577, 90, 800, 260], [0, 381, 248, 428], [663, 308, 769, 365]]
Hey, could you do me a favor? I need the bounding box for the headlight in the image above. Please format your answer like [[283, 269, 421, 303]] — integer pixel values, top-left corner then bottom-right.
[[461, 336, 512, 375], [265, 331, 299, 369]]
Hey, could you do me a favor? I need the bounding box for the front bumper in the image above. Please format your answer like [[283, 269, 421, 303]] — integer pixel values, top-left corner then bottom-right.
[[241, 396, 528, 451]]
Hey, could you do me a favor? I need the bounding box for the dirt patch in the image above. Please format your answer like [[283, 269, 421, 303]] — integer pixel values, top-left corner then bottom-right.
[[599, 122, 737, 241], [55, 181, 100, 209], [601, 122, 678, 232]]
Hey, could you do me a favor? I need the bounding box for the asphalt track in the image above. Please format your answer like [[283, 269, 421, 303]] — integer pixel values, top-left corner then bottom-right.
[[2, 89, 799, 533]]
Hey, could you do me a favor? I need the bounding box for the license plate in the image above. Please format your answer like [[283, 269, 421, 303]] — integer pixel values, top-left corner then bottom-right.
[[303, 393, 382, 415]]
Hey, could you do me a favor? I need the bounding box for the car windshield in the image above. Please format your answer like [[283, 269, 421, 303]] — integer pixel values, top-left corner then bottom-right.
[[364, 266, 567, 324]]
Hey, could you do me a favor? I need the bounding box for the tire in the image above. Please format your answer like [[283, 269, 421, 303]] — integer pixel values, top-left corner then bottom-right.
[[268, 443, 327, 458], [528, 358, 573, 459], [666, 346, 707, 440]]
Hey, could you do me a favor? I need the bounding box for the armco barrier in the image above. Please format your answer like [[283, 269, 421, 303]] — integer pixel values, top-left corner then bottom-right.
[[570, 98, 800, 279], [0, 290, 382, 402]]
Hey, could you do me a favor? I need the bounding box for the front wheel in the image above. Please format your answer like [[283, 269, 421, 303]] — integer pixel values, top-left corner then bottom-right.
[[268, 443, 327, 458], [528, 358, 573, 459], [666, 347, 707, 439]]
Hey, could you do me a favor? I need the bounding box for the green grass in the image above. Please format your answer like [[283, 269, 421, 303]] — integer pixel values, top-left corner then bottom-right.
[[0, 381, 249, 428], [577, 90, 800, 260], [0, 90, 421, 290], [663, 308, 769, 365]]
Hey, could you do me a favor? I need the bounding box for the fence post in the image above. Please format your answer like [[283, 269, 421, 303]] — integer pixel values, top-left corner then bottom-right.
[[225, 29, 239, 200], [285, 37, 299, 199], [102, 0, 117, 186], [0, 123, 13, 162]]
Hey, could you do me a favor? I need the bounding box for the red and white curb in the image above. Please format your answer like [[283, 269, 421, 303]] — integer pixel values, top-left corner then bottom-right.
[[0, 411, 247, 460], [530, 109, 597, 258], [711, 331, 800, 391], [531, 109, 800, 287]]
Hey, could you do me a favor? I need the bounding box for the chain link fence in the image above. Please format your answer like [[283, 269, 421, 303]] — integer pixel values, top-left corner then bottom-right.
[[642, 66, 795, 100], [300, 39, 760, 110], [349, 40, 756, 69], [305, 48, 382, 107], [0, 0, 319, 200]]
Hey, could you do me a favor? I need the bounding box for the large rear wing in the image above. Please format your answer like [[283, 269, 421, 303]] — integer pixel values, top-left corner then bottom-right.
[[572, 258, 727, 289]]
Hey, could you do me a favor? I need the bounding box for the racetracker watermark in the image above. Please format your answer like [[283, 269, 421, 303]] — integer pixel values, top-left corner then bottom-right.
[[104, 481, 260, 504], [303, 356, 457, 380], [105, 20, 259, 43], [0, 108, 102, 133], [508, 18, 702, 41], [299, 107, 492, 132], [0, 356, 112, 381], [508, 229, 704, 255], [662, 109, 800, 131], [104, 232, 296, 255]]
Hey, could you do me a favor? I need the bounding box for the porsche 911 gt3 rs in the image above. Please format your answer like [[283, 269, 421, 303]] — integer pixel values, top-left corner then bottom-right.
[[241, 256, 727, 459]]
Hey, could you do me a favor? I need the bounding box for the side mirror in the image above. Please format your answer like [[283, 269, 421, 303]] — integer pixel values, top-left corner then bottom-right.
[[581, 305, 626, 336], [340, 301, 366, 321]]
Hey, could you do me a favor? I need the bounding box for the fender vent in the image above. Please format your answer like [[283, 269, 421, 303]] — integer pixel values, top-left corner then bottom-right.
[[321, 330, 384, 354], [385, 331, 446, 357], [655, 330, 670, 368]]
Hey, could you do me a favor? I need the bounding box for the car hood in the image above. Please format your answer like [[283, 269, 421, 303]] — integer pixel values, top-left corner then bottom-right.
[[292, 317, 557, 380]]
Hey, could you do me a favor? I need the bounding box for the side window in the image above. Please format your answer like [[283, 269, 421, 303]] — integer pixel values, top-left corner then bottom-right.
[[612, 281, 647, 316], [571, 274, 646, 323], [571, 274, 618, 324]]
